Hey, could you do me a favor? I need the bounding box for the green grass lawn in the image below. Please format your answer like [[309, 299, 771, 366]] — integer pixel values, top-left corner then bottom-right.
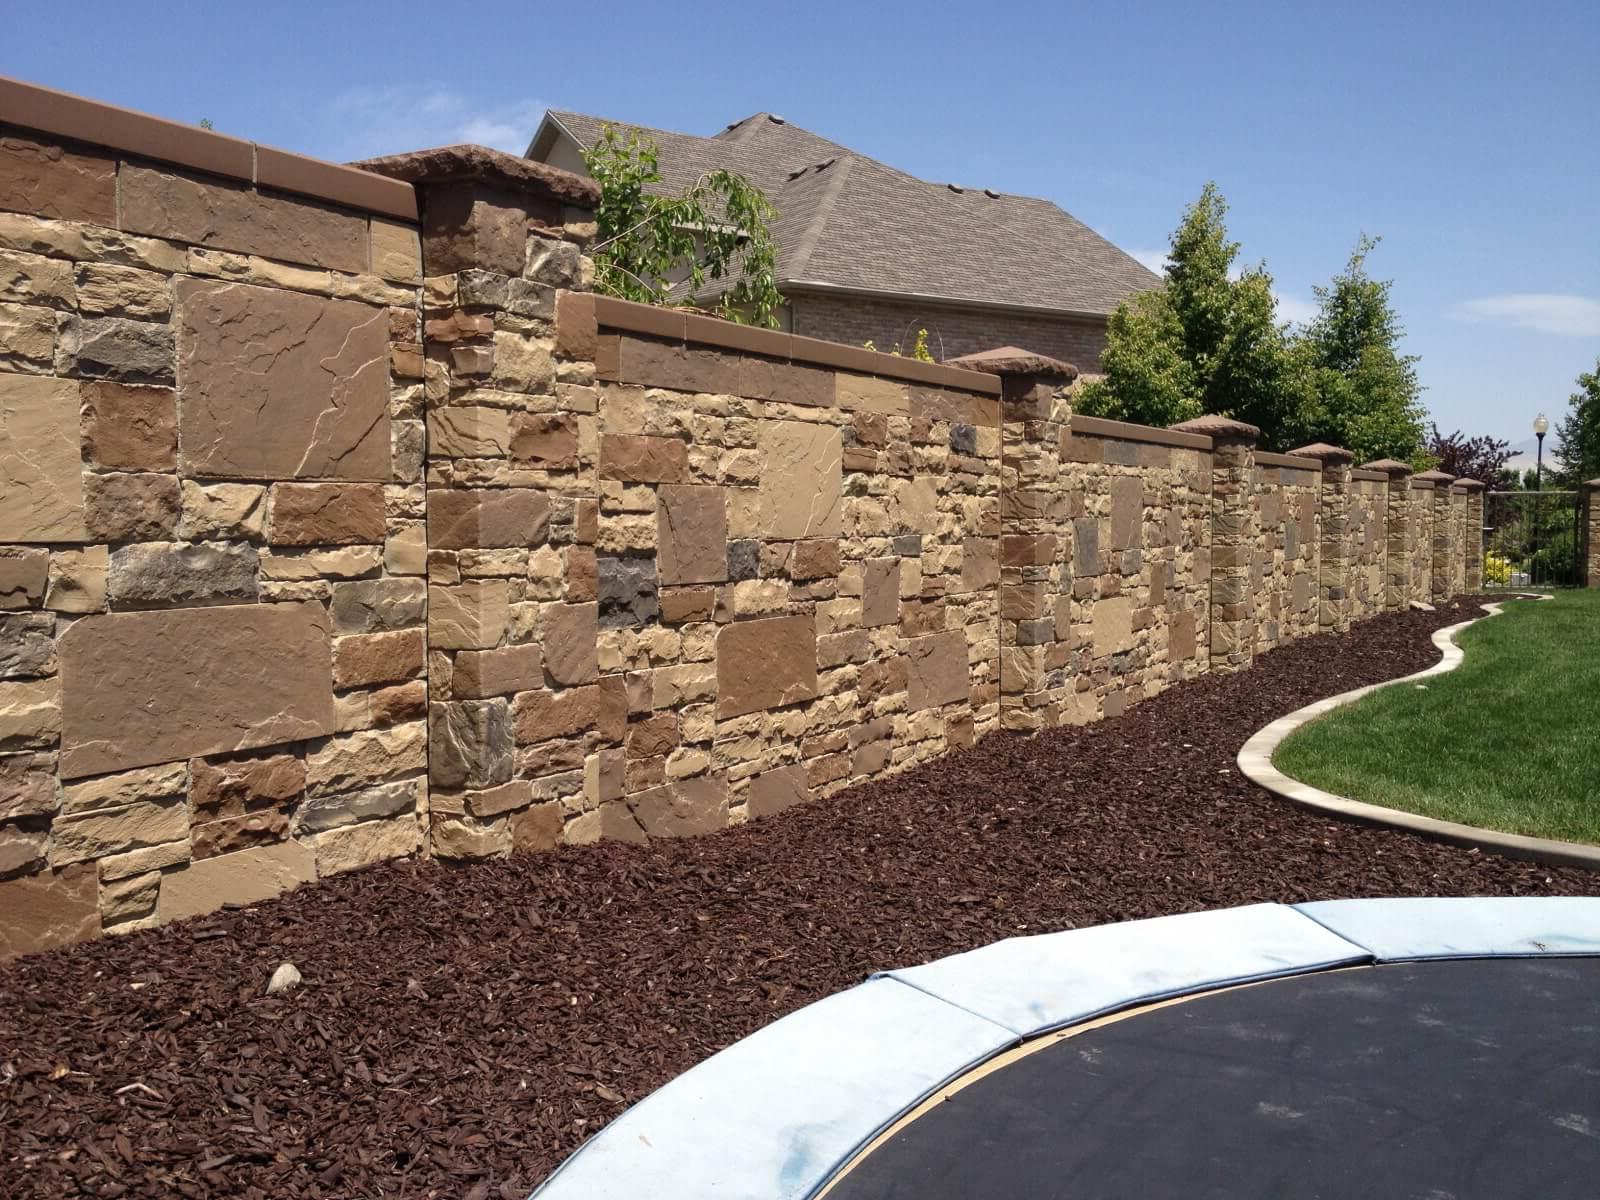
[[1273, 590, 1600, 844]]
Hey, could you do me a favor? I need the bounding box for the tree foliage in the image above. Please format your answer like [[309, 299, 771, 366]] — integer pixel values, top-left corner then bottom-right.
[[1425, 423, 1513, 483], [1080, 188, 1427, 464], [1554, 357, 1600, 486], [583, 125, 782, 328]]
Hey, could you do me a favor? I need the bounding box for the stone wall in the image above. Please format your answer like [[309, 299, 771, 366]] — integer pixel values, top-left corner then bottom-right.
[[1586, 481, 1600, 590], [0, 80, 1495, 961]]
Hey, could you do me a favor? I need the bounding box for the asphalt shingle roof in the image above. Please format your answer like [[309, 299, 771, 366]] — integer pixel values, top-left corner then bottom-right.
[[538, 110, 1160, 317]]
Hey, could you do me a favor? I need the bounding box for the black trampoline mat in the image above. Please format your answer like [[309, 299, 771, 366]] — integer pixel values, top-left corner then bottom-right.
[[826, 958, 1600, 1200]]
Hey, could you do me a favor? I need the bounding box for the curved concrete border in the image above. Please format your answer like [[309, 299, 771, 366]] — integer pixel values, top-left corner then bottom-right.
[[1238, 595, 1600, 870], [529, 896, 1600, 1200]]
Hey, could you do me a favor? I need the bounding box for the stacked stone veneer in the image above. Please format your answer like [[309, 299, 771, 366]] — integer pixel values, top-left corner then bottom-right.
[[0, 82, 1501, 959], [1586, 481, 1600, 590]]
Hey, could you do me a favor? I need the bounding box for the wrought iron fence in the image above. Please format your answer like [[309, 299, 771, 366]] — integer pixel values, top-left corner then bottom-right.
[[1482, 490, 1583, 588]]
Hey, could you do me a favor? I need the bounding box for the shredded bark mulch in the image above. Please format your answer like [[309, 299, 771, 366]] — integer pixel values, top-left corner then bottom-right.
[[2, 597, 1593, 1199]]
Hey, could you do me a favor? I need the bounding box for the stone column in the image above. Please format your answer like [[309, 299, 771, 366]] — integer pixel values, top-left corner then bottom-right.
[[1172, 415, 1260, 673], [1289, 443, 1356, 633], [1585, 480, 1600, 589], [991, 354, 1077, 731], [1414, 470, 1456, 603], [1361, 459, 1415, 610], [356, 146, 604, 859], [1457, 479, 1486, 592]]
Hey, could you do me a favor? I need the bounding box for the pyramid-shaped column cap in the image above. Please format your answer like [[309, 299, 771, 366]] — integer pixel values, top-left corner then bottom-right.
[[1453, 478, 1487, 491], [1584, 478, 1600, 492], [1287, 442, 1355, 465], [1413, 469, 1456, 485], [1169, 414, 1260, 444], [945, 345, 1079, 382], [1358, 458, 1415, 477]]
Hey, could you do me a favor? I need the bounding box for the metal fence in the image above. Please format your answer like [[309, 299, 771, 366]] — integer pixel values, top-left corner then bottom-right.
[[1483, 490, 1584, 588]]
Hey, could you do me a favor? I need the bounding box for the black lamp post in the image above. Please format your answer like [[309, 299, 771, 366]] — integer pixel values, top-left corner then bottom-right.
[[1533, 412, 1548, 490]]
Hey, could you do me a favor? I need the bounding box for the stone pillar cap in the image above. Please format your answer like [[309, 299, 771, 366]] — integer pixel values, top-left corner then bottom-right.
[[352, 144, 600, 208], [1287, 442, 1355, 464], [1169, 413, 1260, 443], [1413, 469, 1456, 484], [1453, 478, 1487, 491], [944, 345, 1079, 381], [1584, 478, 1600, 491], [1358, 458, 1414, 476]]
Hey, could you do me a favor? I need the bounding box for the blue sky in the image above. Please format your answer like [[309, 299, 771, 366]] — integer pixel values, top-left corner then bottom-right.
[[7, 0, 1596, 445]]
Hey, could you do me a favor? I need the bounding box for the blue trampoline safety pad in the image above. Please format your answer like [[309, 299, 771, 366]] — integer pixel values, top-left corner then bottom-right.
[[1297, 896, 1600, 961], [529, 976, 1015, 1200], [880, 902, 1367, 1037]]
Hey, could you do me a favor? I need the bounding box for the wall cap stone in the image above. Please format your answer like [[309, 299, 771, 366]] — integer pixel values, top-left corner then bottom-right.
[[1358, 458, 1414, 477], [1255, 451, 1321, 471], [1413, 470, 1456, 484], [943, 345, 1079, 382], [1286, 442, 1355, 465], [1169, 414, 1260, 443], [1069, 414, 1211, 450], [1452, 478, 1487, 491], [353, 143, 600, 208], [1582, 478, 1600, 492], [1350, 469, 1391, 483], [0, 72, 418, 221]]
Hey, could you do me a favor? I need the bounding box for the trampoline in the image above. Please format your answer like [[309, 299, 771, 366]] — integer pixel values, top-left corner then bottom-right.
[[532, 897, 1600, 1200]]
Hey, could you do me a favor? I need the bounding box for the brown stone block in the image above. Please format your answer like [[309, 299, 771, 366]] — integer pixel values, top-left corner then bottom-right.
[[789, 539, 841, 580], [1, 373, 88, 544], [192, 808, 290, 860], [1002, 533, 1057, 568], [451, 642, 543, 699], [80, 382, 177, 472], [190, 753, 304, 821], [818, 629, 871, 668], [1169, 609, 1197, 661], [555, 290, 597, 360], [415, 180, 529, 275], [0, 547, 48, 609], [371, 680, 426, 726], [1063, 435, 1103, 463], [268, 483, 386, 546], [333, 629, 425, 689], [626, 772, 728, 838], [807, 752, 850, 789], [626, 712, 678, 759], [1109, 476, 1144, 550], [906, 630, 970, 711], [565, 545, 598, 602], [512, 685, 600, 743], [120, 163, 367, 272], [716, 615, 818, 718], [747, 763, 809, 818], [542, 602, 598, 685], [510, 412, 580, 469], [900, 597, 946, 637], [600, 434, 689, 484], [861, 557, 900, 627], [509, 800, 563, 851], [175, 279, 390, 481], [428, 580, 509, 650], [0, 133, 115, 224], [657, 485, 727, 585], [427, 487, 551, 550], [0, 863, 99, 961], [960, 537, 999, 592], [84, 472, 179, 542], [0, 751, 56, 821], [58, 601, 334, 778], [659, 585, 714, 623], [859, 653, 908, 702]]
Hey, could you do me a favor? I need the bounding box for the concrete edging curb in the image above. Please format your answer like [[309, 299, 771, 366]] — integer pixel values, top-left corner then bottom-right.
[[1237, 594, 1600, 870]]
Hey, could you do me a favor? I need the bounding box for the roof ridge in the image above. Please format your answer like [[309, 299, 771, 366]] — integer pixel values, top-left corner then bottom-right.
[[785, 156, 855, 283]]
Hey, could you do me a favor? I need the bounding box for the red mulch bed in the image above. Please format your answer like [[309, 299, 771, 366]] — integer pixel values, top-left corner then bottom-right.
[[2, 597, 1594, 1199]]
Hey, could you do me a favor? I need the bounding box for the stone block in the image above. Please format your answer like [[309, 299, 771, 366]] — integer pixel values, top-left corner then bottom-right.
[[260, 546, 381, 581], [626, 773, 729, 838], [507, 413, 578, 471], [0, 613, 53, 678], [790, 539, 841, 580], [0, 248, 72, 307], [600, 434, 689, 483], [510, 801, 563, 851], [51, 794, 188, 866], [296, 777, 420, 834], [84, 472, 180, 542], [747, 763, 809, 818], [107, 541, 259, 608], [451, 643, 544, 699], [1109, 476, 1144, 550], [179, 481, 267, 542], [960, 537, 999, 592], [120, 163, 367, 272], [303, 813, 420, 876], [716, 615, 818, 718], [0, 373, 87, 543], [751, 422, 842, 539], [0, 863, 98, 961], [542, 602, 598, 685], [657, 485, 727, 585], [330, 578, 426, 633], [0, 751, 56, 821], [192, 807, 291, 859], [428, 580, 509, 650], [0, 133, 116, 224], [57, 602, 334, 778], [428, 405, 510, 458], [304, 722, 425, 795], [598, 556, 659, 628], [430, 812, 511, 859], [332, 629, 425, 689], [370, 219, 422, 282], [429, 699, 513, 789], [0, 547, 47, 609], [190, 753, 305, 821], [59, 315, 174, 385], [371, 680, 426, 727], [268, 483, 387, 545], [0, 676, 59, 750], [906, 630, 970, 711], [513, 685, 602, 744], [1093, 595, 1135, 656], [176, 279, 390, 480], [1073, 518, 1101, 577], [862, 558, 900, 627], [100, 868, 161, 926], [76, 263, 171, 320], [0, 824, 46, 877], [157, 840, 317, 924], [427, 487, 550, 550], [80, 382, 177, 472]]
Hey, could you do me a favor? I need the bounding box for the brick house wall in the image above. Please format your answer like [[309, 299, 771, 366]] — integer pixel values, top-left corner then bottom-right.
[[788, 291, 1111, 374]]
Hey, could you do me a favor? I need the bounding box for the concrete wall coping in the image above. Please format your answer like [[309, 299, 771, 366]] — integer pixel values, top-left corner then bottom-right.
[[1068, 414, 1212, 450], [591, 295, 1003, 396], [1350, 469, 1391, 483], [0, 73, 418, 221], [1256, 451, 1322, 471]]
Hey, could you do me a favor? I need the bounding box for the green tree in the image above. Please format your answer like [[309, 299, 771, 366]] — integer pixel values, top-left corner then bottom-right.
[[1554, 358, 1600, 486], [1291, 236, 1427, 464], [583, 125, 782, 328], [1078, 183, 1303, 444]]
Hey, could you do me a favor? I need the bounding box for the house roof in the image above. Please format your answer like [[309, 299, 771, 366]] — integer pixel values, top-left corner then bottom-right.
[[531, 110, 1161, 319]]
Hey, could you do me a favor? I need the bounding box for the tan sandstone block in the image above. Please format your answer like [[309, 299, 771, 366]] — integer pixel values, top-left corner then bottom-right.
[[179, 481, 267, 541], [836, 373, 909, 417], [0, 373, 87, 542], [1092, 595, 1135, 655], [0, 300, 57, 367], [429, 581, 510, 650], [626, 772, 729, 838], [747, 763, 810, 818], [158, 840, 316, 923], [716, 615, 818, 718], [756, 421, 842, 539], [79, 381, 176, 471], [428, 405, 510, 458], [0, 547, 48, 609], [303, 814, 420, 876], [304, 722, 425, 795], [75, 263, 171, 320], [0, 676, 59, 750], [175, 278, 390, 480], [51, 794, 188, 866], [370, 219, 422, 282], [0, 751, 57, 821], [61, 761, 186, 815], [57, 602, 334, 778]]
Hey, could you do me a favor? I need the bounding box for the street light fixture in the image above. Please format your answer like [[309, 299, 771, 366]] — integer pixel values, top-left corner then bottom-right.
[[1533, 412, 1548, 491]]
